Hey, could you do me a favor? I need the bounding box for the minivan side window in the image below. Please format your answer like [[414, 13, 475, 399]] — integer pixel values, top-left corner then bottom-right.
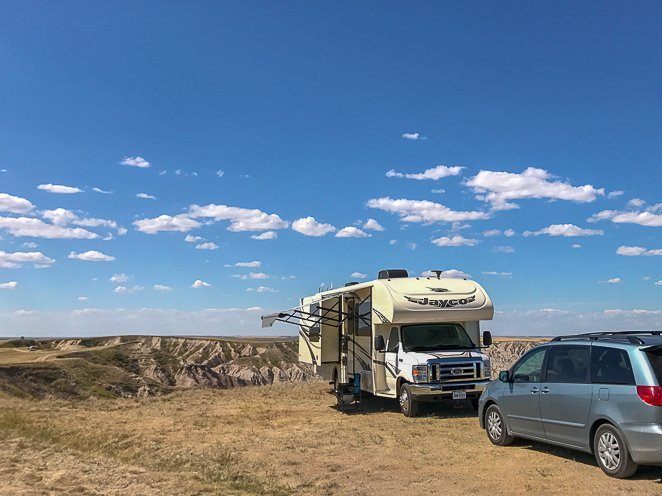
[[591, 346, 635, 385], [512, 347, 546, 383], [545, 346, 590, 383]]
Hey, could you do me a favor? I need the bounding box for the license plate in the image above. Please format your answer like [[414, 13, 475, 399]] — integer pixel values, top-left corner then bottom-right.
[[452, 390, 467, 400]]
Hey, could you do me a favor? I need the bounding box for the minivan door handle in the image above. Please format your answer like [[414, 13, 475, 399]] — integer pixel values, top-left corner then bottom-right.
[[541, 386, 550, 394], [530, 387, 539, 394]]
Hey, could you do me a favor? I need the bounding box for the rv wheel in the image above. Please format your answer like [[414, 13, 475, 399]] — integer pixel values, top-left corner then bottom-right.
[[399, 383, 419, 417]]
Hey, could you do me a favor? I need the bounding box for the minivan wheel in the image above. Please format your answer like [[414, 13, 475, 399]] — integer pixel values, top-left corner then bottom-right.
[[399, 383, 419, 417], [593, 424, 638, 478], [485, 405, 513, 446]]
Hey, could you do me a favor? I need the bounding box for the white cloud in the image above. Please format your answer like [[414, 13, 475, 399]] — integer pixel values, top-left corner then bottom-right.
[[572, 243, 582, 249], [0, 281, 18, 290], [110, 273, 130, 283], [603, 309, 662, 316], [233, 272, 269, 280], [605, 277, 622, 284], [246, 286, 277, 293], [482, 271, 513, 277], [350, 272, 367, 279], [407, 242, 417, 250], [216, 170, 225, 178], [655, 280, 662, 286], [627, 198, 645, 208], [523, 224, 603, 237], [431, 189, 446, 194], [92, 187, 112, 194], [607, 190, 624, 199], [0, 216, 98, 239], [195, 242, 219, 250], [389, 239, 398, 245], [422, 269, 471, 279], [616, 245, 662, 257], [235, 261, 262, 268], [483, 228, 515, 237], [493, 245, 515, 253], [251, 231, 278, 240], [504, 229, 515, 237], [188, 203, 288, 232], [68, 250, 115, 262], [191, 279, 211, 288], [292, 216, 336, 237], [114, 285, 143, 294], [0, 250, 55, 269], [367, 197, 489, 224], [184, 234, 203, 243], [401, 132, 423, 140], [133, 214, 202, 234], [153, 284, 172, 292], [386, 165, 463, 181], [22, 242, 38, 249], [121, 156, 150, 168], [466, 167, 604, 211], [431, 235, 479, 247], [136, 193, 156, 200], [41, 208, 78, 226], [0, 193, 34, 214], [77, 296, 88, 301], [37, 183, 83, 194], [588, 205, 662, 227], [336, 226, 370, 238], [363, 218, 384, 231]]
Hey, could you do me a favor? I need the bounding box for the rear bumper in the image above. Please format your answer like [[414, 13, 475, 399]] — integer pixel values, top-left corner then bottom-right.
[[409, 379, 490, 400], [622, 423, 662, 465]]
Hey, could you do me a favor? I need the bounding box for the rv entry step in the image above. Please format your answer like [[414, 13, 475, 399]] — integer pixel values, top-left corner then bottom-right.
[[336, 374, 362, 413]]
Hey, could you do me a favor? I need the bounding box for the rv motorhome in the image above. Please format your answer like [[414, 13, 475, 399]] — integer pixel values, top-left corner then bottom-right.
[[262, 269, 494, 416]]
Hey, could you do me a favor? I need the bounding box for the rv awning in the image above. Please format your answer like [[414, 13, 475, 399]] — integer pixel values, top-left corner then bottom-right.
[[261, 293, 370, 329]]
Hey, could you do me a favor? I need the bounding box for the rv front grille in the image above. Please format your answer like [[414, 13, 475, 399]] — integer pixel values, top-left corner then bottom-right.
[[431, 362, 480, 383]]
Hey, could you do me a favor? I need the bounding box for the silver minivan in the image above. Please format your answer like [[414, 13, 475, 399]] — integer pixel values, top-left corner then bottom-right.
[[478, 331, 662, 478]]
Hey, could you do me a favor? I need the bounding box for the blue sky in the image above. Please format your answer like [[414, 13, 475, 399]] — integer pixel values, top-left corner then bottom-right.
[[0, 1, 660, 336]]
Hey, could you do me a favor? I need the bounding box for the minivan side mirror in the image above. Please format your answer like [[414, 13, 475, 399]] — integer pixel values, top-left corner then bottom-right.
[[498, 370, 510, 383], [482, 330, 493, 347], [374, 335, 386, 352]]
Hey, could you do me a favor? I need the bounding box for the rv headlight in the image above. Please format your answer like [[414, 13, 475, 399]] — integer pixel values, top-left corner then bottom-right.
[[483, 358, 491, 378], [412, 365, 429, 383]]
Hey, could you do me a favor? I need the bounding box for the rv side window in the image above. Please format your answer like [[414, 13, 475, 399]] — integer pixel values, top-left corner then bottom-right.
[[307, 303, 320, 339], [387, 327, 399, 353], [356, 296, 371, 336]]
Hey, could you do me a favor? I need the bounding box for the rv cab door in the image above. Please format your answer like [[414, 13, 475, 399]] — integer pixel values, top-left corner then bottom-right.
[[384, 327, 399, 392]]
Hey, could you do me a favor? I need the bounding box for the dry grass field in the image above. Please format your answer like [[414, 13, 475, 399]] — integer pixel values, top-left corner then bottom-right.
[[1, 382, 661, 496]]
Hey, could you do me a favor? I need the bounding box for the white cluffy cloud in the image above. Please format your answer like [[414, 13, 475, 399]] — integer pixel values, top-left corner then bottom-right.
[[110, 273, 130, 283], [422, 269, 471, 279], [191, 279, 211, 288], [483, 228, 515, 237], [37, 183, 83, 194], [0, 193, 34, 214], [93, 187, 112, 194], [363, 218, 384, 231], [482, 271, 513, 277], [195, 242, 219, 250], [431, 235, 479, 247], [386, 165, 463, 181], [68, 250, 115, 262], [292, 217, 336, 237], [136, 193, 156, 200], [184, 235, 203, 243], [336, 226, 370, 238], [0, 281, 18, 290], [134, 214, 202, 234], [216, 170, 225, 178], [600, 277, 622, 284], [351, 272, 367, 279], [41, 208, 120, 234], [616, 245, 662, 257], [0, 250, 55, 269], [466, 167, 604, 211], [367, 197, 489, 224], [153, 284, 172, 292], [233, 272, 269, 280], [0, 216, 98, 239], [523, 224, 603, 237], [114, 285, 143, 294], [251, 231, 277, 240], [246, 286, 277, 293], [494, 245, 515, 253], [188, 203, 289, 232], [401, 132, 425, 140], [235, 261, 261, 268], [588, 203, 662, 228], [121, 156, 150, 168]]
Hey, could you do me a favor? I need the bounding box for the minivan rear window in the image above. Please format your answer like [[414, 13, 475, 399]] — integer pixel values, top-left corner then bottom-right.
[[645, 348, 662, 384], [591, 346, 635, 385]]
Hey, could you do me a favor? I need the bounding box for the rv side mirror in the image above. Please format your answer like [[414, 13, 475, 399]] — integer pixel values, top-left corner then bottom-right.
[[374, 335, 386, 352], [498, 370, 510, 383], [482, 330, 493, 347]]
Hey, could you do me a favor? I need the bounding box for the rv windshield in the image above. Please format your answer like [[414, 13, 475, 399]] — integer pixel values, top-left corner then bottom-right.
[[400, 323, 475, 352]]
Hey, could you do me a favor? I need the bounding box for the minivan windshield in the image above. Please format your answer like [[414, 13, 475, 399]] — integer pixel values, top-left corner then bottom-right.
[[400, 323, 475, 352]]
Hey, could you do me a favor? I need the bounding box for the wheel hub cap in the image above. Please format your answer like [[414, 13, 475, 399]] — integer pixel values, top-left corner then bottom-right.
[[487, 411, 502, 439], [598, 432, 621, 471]]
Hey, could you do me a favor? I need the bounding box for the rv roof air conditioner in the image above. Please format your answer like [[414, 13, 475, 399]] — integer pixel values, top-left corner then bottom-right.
[[378, 269, 408, 280]]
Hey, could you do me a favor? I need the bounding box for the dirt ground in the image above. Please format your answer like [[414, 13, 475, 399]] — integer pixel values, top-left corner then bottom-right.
[[1, 382, 661, 495]]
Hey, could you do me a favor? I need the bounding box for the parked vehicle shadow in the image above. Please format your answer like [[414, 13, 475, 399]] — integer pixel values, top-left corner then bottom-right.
[[516, 440, 662, 481], [328, 390, 479, 419]]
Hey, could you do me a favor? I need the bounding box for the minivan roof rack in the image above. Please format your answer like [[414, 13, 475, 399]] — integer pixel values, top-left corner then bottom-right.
[[551, 331, 662, 345]]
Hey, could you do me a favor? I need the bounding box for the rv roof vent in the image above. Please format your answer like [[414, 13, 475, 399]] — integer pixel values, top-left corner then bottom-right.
[[345, 281, 359, 287], [378, 269, 408, 280]]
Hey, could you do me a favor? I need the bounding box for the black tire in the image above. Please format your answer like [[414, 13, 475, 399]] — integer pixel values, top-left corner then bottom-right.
[[485, 404, 514, 446], [593, 424, 638, 478], [398, 383, 419, 417]]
